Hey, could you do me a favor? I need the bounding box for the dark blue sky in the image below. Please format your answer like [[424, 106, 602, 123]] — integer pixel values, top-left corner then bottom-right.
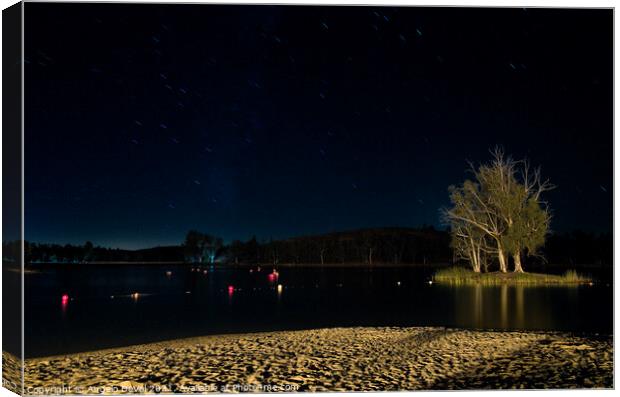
[[25, 5, 612, 249]]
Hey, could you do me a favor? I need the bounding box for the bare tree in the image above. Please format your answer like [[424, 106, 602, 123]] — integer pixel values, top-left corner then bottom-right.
[[445, 148, 553, 273], [445, 179, 508, 272], [480, 149, 553, 272]]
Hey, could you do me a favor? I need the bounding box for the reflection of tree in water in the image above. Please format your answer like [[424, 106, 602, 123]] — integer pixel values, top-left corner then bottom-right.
[[473, 284, 482, 328], [501, 284, 508, 329], [453, 285, 582, 331], [515, 285, 524, 328]]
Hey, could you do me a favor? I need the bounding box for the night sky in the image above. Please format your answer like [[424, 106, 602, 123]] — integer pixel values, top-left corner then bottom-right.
[[25, 5, 612, 249]]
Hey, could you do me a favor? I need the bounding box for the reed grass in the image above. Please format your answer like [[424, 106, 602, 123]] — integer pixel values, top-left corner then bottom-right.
[[433, 266, 591, 285]]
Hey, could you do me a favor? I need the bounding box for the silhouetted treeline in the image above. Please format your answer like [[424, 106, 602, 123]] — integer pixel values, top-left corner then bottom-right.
[[18, 241, 183, 263], [11, 227, 450, 265], [227, 227, 451, 265], [542, 231, 612, 266], [5, 228, 611, 267], [2, 240, 21, 269]]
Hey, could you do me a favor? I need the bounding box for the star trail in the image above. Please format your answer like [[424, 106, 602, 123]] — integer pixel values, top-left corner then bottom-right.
[[24, 5, 612, 249]]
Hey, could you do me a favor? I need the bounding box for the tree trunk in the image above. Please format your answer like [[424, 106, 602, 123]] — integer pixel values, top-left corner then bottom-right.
[[497, 244, 508, 273], [470, 237, 481, 272], [368, 248, 373, 265], [470, 248, 480, 272], [513, 252, 524, 273]]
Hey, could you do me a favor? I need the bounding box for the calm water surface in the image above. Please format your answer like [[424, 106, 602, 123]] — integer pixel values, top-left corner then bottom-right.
[[25, 264, 612, 358]]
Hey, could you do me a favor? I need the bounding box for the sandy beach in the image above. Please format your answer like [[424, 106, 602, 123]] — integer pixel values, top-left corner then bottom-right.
[[17, 327, 612, 393]]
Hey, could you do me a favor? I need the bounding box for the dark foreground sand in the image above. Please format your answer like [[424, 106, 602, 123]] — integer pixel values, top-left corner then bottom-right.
[[15, 327, 613, 394]]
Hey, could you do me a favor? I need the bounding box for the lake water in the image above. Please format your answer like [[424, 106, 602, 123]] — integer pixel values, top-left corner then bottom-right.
[[24, 264, 612, 358]]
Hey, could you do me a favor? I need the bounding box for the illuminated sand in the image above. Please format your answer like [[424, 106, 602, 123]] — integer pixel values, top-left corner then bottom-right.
[[23, 327, 612, 393], [2, 350, 23, 394]]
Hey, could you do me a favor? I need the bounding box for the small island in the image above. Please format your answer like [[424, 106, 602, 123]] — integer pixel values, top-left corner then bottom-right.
[[435, 149, 590, 285], [434, 267, 591, 285]]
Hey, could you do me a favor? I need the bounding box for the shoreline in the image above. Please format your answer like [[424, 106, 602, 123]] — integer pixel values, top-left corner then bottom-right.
[[23, 262, 448, 268], [21, 261, 612, 272], [20, 327, 613, 392]]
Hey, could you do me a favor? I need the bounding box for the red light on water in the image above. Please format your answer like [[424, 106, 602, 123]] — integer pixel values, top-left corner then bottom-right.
[[61, 294, 69, 310], [268, 270, 279, 283], [228, 285, 234, 296]]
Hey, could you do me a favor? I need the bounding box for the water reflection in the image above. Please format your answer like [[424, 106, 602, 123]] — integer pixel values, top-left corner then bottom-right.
[[500, 284, 508, 328], [453, 284, 582, 331], [25, 264, 612, 358], [515, 285, 524, 327], [473, 284, 482, 327]]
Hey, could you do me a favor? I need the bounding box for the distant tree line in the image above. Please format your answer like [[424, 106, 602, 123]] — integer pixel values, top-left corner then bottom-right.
[[6, 229, 611, 267], [226, 227, 451, 265], [183, 230, 223, 264], [542, 231, 612, 267], [19, 241, 184, 263], [12, 227, 450, 265]]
